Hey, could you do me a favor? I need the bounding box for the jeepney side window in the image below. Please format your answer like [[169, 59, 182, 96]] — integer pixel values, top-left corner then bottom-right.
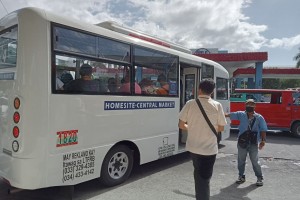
[[133, 46, 179, 96], [0, 25, 18, 80], [54, 26, 97, 57], [270, 93, 282, 104], [54, 54, 132, 94], [98, 37, 130, 63], [52, 25, 133, 95], [293, 93, 300, 105], [201, 64, 214, 79], [216, 77, 228, 100]]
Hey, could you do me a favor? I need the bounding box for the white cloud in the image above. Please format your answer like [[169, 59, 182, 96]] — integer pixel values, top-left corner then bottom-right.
[[0, 0, 299, 55], [267, 35, 300, 49]]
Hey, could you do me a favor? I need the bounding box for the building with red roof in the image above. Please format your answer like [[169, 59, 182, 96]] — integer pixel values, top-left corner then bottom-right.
[[193, 48, 300, 89]]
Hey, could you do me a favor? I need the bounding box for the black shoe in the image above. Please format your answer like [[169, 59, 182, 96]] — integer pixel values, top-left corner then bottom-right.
[[256, 177, 263, 186], [236, 175, 246, 184]]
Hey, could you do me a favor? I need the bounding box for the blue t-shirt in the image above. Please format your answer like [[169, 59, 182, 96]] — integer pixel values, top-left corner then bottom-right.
[[230, 111, 268, 142]]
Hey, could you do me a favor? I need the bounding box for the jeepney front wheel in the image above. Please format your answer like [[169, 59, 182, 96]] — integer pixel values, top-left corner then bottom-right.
[[100, 145, 133, 187], [291, 122, 300, 138]]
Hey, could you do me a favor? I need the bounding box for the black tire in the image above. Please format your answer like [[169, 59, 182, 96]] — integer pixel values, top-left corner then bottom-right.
[[291, 122, 300, 138], [100, 145, 133, 187]]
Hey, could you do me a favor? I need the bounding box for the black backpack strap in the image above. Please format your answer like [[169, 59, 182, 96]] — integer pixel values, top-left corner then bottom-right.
[[196, 99, 218, 138]]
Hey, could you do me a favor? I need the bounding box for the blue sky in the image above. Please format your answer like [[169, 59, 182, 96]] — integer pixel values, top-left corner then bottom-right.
[[0, 0, 299, 67], [243, 0, 300, 67]]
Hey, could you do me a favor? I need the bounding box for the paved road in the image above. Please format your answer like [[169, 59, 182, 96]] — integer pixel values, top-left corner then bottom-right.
[[1, 131, 300, 200]]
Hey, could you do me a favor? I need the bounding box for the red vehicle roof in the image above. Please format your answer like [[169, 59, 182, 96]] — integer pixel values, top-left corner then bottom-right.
[[234, 89, 297, 93]]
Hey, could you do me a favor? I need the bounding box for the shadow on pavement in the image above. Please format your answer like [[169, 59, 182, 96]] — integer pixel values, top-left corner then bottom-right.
[[173, 182, 258, 200], [172, 189, 195, 199], [211, 183, 258, 200], [71, 152, 192, 199]]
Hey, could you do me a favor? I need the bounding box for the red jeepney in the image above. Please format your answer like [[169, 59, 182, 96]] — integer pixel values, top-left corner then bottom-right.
[[230, 89, 300, 138]]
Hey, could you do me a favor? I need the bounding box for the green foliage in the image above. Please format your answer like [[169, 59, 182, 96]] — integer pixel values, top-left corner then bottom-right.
[[263, 78, 300, 89], [262, 79, 280, 89], [281, 79, 300, 88], [294, 47, 300, 68]]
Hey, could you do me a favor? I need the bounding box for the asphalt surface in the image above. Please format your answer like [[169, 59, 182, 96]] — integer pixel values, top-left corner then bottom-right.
[[1, 131, 300, 200]]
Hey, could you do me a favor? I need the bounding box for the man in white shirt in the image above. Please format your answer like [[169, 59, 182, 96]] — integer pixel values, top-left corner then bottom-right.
[[179, 78, 227, 200]]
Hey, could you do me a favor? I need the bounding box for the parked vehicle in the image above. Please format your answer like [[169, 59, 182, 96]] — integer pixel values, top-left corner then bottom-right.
[[0, 7, 230, 191], [230, 89, 300, 138]]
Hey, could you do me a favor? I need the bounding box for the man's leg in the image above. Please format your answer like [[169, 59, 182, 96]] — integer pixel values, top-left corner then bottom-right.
[[248, 144, 263, 177], [237, 143, 248, 177], [191, 153, 216, 200]]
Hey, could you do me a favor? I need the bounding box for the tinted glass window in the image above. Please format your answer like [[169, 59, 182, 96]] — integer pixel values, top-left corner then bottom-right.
[[52, 25, 179, 96], [134, 47, 179, 96], [293, 92, 300, 105], [230, 92, 272, 102], [185, 74, 195, 102], [0, 26, 17, 80], [98, 37, 130, 62], [201, 64, 214, 79], [54, 54, 134, 94], [53, 26, 131, 63], [216, 77, 228, 100], [54, 27, 97, 56]]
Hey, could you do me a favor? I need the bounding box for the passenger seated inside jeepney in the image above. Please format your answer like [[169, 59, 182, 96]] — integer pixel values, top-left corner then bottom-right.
[[107, 77, 118, 93], [156, 74, 169, 95], [139, 78, 157, 94], [118, 73, 141, 94], [61, 72, 74, 85], [64, 64, 104, 92]]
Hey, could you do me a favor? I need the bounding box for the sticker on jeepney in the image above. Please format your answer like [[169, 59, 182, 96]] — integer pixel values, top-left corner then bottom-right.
[[56, 130, 78, 147]]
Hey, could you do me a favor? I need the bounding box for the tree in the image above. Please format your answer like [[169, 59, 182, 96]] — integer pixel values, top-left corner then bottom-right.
[[294, 47, 300, 68], [280, 79, 300, 89], [262, 78, 300, 89], [262, 78, 280, 89]]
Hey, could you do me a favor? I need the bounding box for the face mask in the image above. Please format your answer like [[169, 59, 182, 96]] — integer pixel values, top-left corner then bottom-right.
[[246, 106, 254, 113]]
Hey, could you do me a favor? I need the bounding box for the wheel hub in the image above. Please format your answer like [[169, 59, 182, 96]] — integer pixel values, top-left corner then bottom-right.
[[113, 159, 123, 171], [108, 152, 128, 179]]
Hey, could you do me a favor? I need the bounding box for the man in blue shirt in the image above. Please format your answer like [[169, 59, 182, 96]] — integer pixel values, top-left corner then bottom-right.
[[226, 99, 267, 186]]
